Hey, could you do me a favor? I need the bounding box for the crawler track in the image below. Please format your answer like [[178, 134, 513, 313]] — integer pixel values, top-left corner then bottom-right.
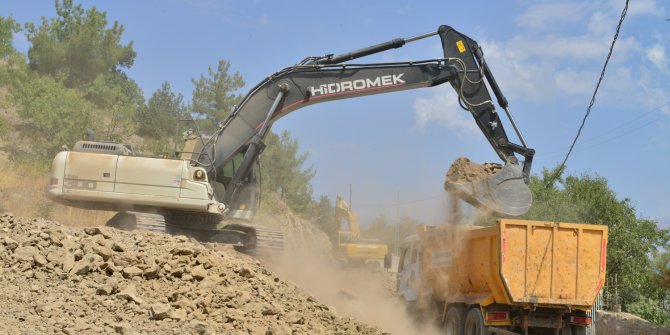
[[105, 210, 284, 261]]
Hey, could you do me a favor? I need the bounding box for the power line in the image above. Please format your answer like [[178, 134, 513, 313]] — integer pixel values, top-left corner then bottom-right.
[[354, 194, 443, 208], [541, 114, 668, 159], [538, 100, 670, 158], [546, 0, 629, 186]]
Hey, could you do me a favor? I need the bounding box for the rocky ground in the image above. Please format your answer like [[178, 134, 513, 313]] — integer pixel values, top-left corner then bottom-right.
[[0, 212, 386, 334]]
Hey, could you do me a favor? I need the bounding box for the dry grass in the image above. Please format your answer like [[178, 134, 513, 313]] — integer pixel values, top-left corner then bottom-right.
[[0, 160, 114, 227]]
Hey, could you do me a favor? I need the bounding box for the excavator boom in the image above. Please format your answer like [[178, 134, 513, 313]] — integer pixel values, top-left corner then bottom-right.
[[201, 25, 534, 216]]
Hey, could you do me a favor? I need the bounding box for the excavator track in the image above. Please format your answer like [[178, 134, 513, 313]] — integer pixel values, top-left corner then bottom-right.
[[167, 212, 285, 261], [106, 211, 167, 232], [104, 211, 285, 261], [133, 212, 167, 232], [247, 225, 285, 259]]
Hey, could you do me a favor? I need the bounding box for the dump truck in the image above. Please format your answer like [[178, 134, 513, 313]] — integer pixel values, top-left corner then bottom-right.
[[334, 196, 390, 268], [397, 219, 608, 335]]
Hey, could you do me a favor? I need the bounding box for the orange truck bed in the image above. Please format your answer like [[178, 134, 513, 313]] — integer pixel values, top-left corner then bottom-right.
[[420, 219, 607, 309]]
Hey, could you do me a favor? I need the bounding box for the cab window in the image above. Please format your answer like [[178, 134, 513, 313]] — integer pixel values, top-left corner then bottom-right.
[[410, 244, 418, 264], [398, 247, 408, 272], [218, 152, 244, 187]]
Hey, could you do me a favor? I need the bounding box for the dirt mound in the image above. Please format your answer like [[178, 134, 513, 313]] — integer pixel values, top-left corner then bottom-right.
[[445, 156, 501, 184], [256, 192, 335, 262], [596, 310, 670, 335], [0, 212, 385, 334]]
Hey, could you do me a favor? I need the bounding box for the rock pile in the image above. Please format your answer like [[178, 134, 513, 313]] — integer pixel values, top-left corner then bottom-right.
[[0, 212, 385, 334], [596, 310, 670, 335], [445, 156, 502, 184]]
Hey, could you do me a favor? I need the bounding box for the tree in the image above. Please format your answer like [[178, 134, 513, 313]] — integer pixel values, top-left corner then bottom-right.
[[85, 72, 144, 140], [524, 166, 670, 316], [654, 251, 670, 290], [363, 215, 420, 252], [310, 195, 336, 241], [523, 168, 589, 223], [10, 70, 95, 157], [20, 1, 140, 141], [0, 16, 20, 59], [24, 0, 135, 88], [137, 81, 187, 139], [191, 60, 244, 128], [260, 130, 315, 215]]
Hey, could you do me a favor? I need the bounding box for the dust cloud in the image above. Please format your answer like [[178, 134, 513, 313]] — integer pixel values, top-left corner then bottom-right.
[[270, 240, 441, 335], [253, 205, 439, 334], [251, 163, 496, 334]]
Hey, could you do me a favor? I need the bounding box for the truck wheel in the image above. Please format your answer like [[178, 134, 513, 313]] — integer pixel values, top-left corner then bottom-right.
[[463, 308, 487, 335], [444, 306, 465, 335]]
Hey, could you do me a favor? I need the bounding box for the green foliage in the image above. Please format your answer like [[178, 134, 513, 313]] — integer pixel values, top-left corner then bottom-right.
[[524, 166, 670, 316], [137, 81, 187, 139], [260, 130, 315, 215], [627, 298, 670, 326], [24, 0, 135, 88], [0, 16, 20, 59], [0, 16, 24, 87], [309, 195, 336, 240], [363, 215, 420, 252], [0, 115, 8, 138], [191, 60, 244, 128], [134, 137, 177, 157], [654, 251, 670, 290], [524, 168, 589, 223], [7, 1, 142, 146], [85, 72, 143, 140], [9, 69, 95, 157]]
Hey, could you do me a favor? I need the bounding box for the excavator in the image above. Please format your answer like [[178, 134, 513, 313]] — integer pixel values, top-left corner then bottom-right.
[[48, 25, 535, 256], [334, 196, 390, 268]]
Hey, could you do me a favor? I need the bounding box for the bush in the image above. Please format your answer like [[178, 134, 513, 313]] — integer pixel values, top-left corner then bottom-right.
[[10, 70, 96, 157], [0, 115, 9, 138], [627, 298, 670, 326]]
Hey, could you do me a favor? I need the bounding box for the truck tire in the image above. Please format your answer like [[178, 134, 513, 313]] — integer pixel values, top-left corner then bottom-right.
[[444, 306, 465, 335], [463, 308, 487, 335]]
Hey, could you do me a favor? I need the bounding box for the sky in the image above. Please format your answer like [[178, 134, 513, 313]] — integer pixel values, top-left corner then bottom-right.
[[3, 0, 669, 227]]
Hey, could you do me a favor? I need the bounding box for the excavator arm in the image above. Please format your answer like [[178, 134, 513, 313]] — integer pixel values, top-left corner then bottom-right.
[[199, 25, 535, 216]]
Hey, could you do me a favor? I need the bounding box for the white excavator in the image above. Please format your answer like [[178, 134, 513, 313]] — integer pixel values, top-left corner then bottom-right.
[[48, 25, 535, 256]]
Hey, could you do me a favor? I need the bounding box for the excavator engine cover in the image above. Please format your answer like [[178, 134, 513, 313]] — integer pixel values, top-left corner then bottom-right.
[[444, 158, 531, 217]]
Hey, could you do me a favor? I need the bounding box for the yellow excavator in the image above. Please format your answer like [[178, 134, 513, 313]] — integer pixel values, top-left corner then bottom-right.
[[334, 196, 390, 268]]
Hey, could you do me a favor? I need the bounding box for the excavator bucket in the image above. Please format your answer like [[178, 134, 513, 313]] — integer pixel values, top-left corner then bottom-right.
[[444, 157, 532, 217]]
